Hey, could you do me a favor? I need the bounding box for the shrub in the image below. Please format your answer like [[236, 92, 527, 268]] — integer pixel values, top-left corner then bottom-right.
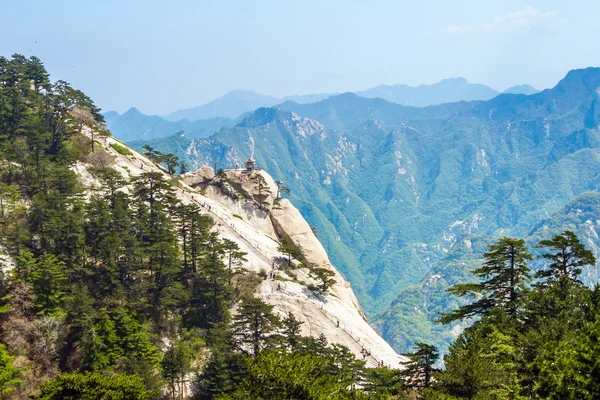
[[110, 143, 132, 156], [85, 149, 115, 170], [32, 372, 155, 399], [233, 272, 263, 300]]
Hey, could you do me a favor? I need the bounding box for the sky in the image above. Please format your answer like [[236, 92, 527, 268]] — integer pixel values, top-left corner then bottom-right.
[[2, 0, 599, 115]]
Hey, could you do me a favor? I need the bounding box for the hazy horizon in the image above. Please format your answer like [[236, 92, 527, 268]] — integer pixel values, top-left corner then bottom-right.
[[107, 78, 543, 117], [2, 0, 598, 115]]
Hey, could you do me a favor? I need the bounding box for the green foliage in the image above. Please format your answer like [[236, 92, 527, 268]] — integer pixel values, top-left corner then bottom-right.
[[536, 230, 597, 284], [274, 179, 290, 200], [224, 349, 370, 400], [222, 238, 248, 285], [440, 237, 532, 323], [110, 142, 132, 156], [161, 329, 205, 399], [434, 322, 523, 399], [309, 266, 337, 293], [426, 232, 600, 399], [0, 343, 22, 399], [401, 342, 439, 389], [0, 56, 244, 397], [141, 144, 181, 174], [15, 250, 69, 315], [534, 317, 600, 399], [32, 373, 155, 400], [281, 312, 303, 350], [277, 238, 302, 267], [249, 173, 271, 209], [231, 296, 281, 359]]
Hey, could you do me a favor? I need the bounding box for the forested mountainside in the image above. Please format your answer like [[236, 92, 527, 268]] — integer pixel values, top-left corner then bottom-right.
[[145, 67, 600, 353]]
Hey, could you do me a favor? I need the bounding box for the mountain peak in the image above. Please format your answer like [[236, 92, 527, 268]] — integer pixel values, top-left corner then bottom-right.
[[356, 78, 498, 107], [166, 91, 280, 121], [222, 89, 277, 101], [123, 107, 142, 115], [237, 107, 289, 128], [503, 84, 540, 95], [555, 67, 600, 93], [437, 77, 469, 85]]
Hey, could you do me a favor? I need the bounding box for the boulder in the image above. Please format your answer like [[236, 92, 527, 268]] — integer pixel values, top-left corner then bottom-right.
[[181, 165, 215, 186]]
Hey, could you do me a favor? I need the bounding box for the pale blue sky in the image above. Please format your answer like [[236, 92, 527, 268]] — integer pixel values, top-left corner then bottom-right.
[[2, 0, 598, 115]]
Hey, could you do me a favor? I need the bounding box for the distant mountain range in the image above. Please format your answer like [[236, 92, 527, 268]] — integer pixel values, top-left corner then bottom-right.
[[104, 107, 237, 142], [105, 79, 539, 143], [128, 67, 600, 353], [163, 90, 333, 121], [356, 77, 500, 106], [161, 79, 538, 121]]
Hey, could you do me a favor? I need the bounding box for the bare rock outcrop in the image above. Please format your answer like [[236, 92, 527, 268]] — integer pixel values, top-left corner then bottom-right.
[[181, 165, 215, 186]]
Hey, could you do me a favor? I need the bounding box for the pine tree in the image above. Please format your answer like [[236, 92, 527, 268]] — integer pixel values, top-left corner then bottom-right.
[[440, 237, 532, 323], [131, 172, 183, 321], [231, 296, 281, 359], [16, 250, 69, 314], [250, 173, 271, 209], [310, 266, 337, 293], [161, 153, 180, 175], [400, 342, 439, 389], [185, 232, 231, 330], [536, 230, 596, 285], [434, 324, 521, 399], [278, 238, 302, 267], [281, 312, 303, 350], [274, 180, 290, 201], [534, 317, 600, 399], [222, 238, 248, 285]]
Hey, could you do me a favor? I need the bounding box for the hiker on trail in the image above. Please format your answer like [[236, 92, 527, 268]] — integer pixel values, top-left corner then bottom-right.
[[277, 283, 281, 291], [336, 320, 339, 328]]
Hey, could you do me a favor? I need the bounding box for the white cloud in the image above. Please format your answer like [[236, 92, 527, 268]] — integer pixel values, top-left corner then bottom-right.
[[444, 6, 565, 35]]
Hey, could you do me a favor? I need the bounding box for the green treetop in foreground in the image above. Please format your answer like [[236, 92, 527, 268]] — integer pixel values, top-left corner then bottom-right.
[[439, 237, 532, 323]]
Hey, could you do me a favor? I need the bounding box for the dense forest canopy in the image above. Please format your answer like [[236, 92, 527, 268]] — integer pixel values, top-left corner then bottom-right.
[[1, 54, 600, 399]]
